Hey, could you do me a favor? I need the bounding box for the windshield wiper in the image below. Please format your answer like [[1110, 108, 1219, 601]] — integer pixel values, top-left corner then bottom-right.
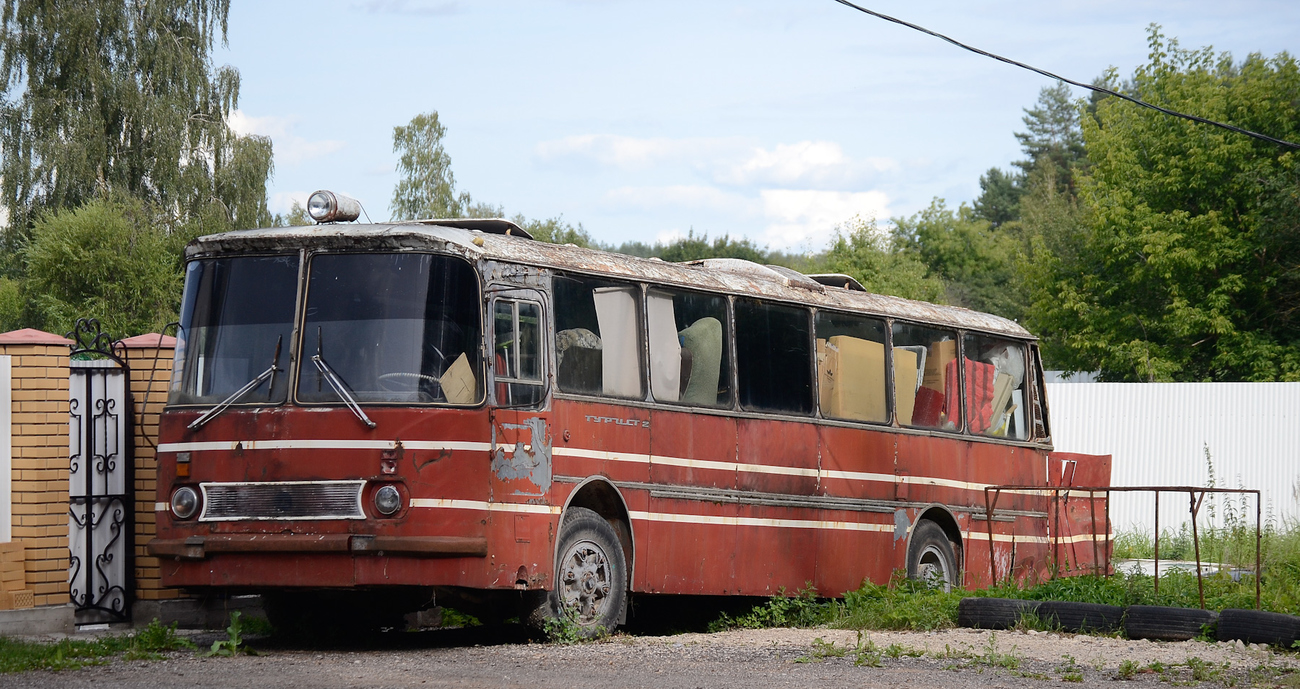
[[188, 336, 282, 431], [312, 328, 376, 429]]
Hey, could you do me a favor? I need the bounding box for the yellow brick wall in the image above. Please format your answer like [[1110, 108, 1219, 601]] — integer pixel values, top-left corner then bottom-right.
[[2, 342, 71, 608], [124, 342, 182, 601]]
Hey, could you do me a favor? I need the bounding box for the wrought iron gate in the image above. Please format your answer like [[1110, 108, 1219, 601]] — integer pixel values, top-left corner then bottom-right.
[[67, 320, 132, 624]]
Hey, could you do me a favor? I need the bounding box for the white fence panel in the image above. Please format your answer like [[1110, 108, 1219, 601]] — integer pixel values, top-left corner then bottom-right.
[[1046, 382, 1300, 533]]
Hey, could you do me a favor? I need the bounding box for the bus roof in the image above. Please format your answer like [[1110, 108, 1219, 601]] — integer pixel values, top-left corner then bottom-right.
[[188, 220, 1032, 339]]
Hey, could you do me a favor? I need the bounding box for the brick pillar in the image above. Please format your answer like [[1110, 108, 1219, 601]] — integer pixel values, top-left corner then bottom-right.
[[0, 328, 73, 608], [119, 333, 182, 602]]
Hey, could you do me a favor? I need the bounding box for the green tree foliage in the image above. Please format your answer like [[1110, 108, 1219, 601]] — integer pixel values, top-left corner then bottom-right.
[[390, 111, 502, 220], [1012, 82, 1088, 191], [816, 217, 945, 303], [0, 0, 275, 241], [971, 167, 1023, 228], [1026, 28, 1300, 381], [513, 215, 594, 247], [24, 197, 181, 337], [892, 200, 1024, 319], [973, 82, 1089, 227], [612, 230, 769, 263]]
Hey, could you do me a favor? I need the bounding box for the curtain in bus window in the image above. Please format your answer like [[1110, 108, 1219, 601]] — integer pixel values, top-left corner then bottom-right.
[[553, 275, 643, 399], [735, 299, 812, 414], [645, 289, 729, 407], [646, 291, 682, 402], [593, 286, 640, 398]]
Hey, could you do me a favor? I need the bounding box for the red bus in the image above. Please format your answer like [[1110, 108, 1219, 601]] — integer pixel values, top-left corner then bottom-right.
[[149, 207, 1109, 633]]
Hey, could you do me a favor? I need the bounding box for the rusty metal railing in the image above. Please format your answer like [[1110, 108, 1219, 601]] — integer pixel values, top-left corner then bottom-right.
[[982, 485, 1262, 610]]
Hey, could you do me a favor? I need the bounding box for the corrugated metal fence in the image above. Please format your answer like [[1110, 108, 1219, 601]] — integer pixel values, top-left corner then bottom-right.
[[1045, 382, 1300, 533]]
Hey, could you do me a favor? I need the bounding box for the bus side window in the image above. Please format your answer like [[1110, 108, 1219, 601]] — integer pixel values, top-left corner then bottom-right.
[[962, 334, 1028, 439], [814, 311, 888, 423], [735, 299, 813, 415], [646, 289, 730, 407], [493, 299, 545, 406], [891, 322, 960, 431], [553, 275, 644, 399]]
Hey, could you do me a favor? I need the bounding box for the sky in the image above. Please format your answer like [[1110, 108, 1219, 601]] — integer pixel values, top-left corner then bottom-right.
[[222, 1, 1300, 252]]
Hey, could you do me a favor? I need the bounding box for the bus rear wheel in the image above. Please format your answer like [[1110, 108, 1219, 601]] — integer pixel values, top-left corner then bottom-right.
[[907, 520, 959, 592], [529, 507, 627, 637]]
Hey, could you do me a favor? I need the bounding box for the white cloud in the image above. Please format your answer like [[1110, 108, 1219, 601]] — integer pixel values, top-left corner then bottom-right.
[[598, 184, 890, 251], [536, 135, 733, 170], [536, 134, 898, 190], [602, 185, 755, 216], [759, 189, 891, 249], [228, 110, 347, 166], [719, 141, 898, 188]]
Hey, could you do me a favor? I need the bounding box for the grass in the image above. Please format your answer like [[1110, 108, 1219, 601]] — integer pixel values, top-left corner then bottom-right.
[[708, 521, 1300, 635], [0, 619, 194, 673]]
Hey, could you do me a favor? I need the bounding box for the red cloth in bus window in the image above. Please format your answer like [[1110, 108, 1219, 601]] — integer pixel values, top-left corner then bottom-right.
[[945, 358, 996, 433], [912, 386, 944, 426], [495, 352, 510, 404]]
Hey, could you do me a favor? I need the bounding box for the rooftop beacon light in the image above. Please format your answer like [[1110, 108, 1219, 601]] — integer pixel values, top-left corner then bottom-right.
[[307, 190, 362, 223]]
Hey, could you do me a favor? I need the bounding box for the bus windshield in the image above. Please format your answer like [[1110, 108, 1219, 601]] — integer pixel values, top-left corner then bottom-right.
[[169, 254, 300, 406], [296, 253, 483, 406]]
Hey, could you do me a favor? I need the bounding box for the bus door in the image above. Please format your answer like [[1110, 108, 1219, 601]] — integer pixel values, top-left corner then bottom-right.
[[486, 286, 554, 581]]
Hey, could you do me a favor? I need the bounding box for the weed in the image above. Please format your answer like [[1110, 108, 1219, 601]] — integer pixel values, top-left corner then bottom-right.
[[978, 633, 1022, 670], [440, 607, 482, 628], [800, 637, 846, 663], [1057, 653, 1083, 682], [1117, 659, 1139, 680], [0, 618, 195, 673], [542, 615, 597, 645], [237, 615, 274, 637], [206, 611, 256, 657], [853, 632, 882, 667], [884, 642, 922, 659], [1185, 656, 1223, 683], [709, 585, 834, 632]]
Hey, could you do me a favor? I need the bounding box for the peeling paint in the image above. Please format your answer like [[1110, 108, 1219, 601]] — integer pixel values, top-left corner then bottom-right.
[[893, 509, 910, 542], [491, 417, 552, 494]]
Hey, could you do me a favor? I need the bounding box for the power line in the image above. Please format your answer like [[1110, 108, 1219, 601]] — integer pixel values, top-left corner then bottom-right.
[[831, 0, 1300, 150]]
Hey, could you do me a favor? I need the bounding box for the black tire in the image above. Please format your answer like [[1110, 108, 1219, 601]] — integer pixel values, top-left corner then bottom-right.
[[907, 520, 960, 592], [1216, 608, 1300, 647], [528, 507, 627, 637], [958, 597, 1042, 630], [1124, 605, 1217, 641], [1036, 601, 1124, 633]]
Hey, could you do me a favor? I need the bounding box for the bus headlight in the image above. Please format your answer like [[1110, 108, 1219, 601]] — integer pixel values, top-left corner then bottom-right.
[[374, 485, 402, 516], [307, 190, 361, 223], [171, 487, 199, 520]]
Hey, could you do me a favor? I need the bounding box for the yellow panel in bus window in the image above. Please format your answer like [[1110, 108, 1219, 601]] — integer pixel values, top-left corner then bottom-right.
[[892, 347, 919, 425], [439, 352, 476, 404], [819, 335, 886, 423]]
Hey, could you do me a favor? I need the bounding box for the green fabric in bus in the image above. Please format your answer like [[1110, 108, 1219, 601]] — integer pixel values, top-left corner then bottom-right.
[[679, 317, 722, 405]]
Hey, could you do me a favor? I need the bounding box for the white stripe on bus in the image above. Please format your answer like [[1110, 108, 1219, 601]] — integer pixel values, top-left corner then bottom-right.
[[408, 498, 561, 515], [157, 441, 1102, 499]]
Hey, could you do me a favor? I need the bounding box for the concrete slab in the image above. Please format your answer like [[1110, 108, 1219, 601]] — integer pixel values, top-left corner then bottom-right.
[[0, 603, 75, 636]]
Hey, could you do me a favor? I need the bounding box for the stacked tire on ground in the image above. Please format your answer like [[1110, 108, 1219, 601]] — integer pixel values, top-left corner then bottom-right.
[[958, 598, 1300, 647]]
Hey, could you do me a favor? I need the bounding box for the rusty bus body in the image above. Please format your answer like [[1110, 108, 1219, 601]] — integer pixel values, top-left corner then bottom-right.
[[149, 219, 1110, 630]]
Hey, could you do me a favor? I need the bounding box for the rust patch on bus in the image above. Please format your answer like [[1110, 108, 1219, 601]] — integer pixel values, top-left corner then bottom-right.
[[491, 416, 552, 493]]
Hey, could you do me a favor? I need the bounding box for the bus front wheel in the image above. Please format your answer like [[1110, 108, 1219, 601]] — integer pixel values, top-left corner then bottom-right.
[[528, 507, 627, 637], [907, 520, 959, 592]]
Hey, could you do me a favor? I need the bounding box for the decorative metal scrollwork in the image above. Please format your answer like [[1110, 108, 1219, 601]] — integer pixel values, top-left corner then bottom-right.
[[66, 317, 125, 364]]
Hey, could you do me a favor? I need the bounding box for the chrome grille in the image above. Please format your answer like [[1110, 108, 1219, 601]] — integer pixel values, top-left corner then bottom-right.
[[199, 481, 366, 521]]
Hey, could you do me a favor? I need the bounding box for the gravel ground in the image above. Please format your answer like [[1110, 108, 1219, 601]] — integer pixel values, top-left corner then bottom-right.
[[6, 626, 1299, 688]]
